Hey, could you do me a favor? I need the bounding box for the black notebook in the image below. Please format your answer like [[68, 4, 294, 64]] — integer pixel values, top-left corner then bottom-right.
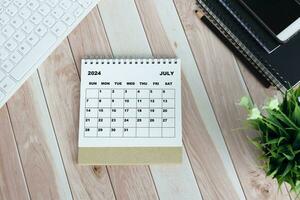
[[197, 0, 300, 91]]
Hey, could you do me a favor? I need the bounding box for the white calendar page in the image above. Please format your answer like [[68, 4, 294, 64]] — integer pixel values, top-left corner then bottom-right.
[[79, 59, 182, 147]]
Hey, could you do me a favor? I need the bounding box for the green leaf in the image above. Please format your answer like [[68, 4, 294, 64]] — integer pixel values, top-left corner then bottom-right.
[[282, 163, 293, 177], [280, 91, 289, 114], [293, 130, 300, 149], [263, 119, 280, 134], [277, 137, 286, 145], [248, 107, 263, 120], [249, 139, 263, 151], [270, 110, 298, 129], [292, 103, 300, 127], [293, 181, 300, 194], [282, 145, 295, 161], [279, 151, 289, 161], [240, 88, 300, 190], [239, 96, 253, 110], [263, 137, 285, 145], [263, 98, 280, 111]]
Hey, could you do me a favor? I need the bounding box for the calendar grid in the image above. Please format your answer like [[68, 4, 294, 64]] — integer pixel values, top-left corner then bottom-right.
[[123, 90, 125, 137], [161, 89, 163, 137], [84, 88, 176, 138], [96, 89, 99, 137], [109, 89, 112, 137], [135, 89, 137, 137]]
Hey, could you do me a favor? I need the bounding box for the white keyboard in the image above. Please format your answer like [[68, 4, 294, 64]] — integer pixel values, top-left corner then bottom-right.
[[0, 0, 99, 108]]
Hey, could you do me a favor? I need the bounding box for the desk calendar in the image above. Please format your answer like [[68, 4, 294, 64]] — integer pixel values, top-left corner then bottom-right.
[[78, 59, 182, 165]]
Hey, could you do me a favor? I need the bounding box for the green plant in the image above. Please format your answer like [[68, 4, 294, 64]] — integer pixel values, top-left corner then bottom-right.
[[240, 87, 300, 194]]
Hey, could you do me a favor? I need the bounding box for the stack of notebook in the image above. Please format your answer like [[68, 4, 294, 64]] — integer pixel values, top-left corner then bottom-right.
[[197, 0, 300, 91]]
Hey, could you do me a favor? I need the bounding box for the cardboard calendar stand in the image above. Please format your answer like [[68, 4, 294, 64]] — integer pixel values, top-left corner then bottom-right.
[[78, 147, 182, 165]]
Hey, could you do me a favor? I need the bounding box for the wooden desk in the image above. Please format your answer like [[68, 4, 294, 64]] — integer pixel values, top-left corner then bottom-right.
[[0, 0, 291, 199]]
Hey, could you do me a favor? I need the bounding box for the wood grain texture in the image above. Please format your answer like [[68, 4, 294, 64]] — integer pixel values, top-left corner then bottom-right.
[[0, 107, 30, 200], [6, 72, 72, 200], [38, 39, 115, 200], [68, 6, 158, 200], [68, 8, 112, 74], [99, 0, 206, 199], [155, 0, 243, 186], [236, 59, 295, 199], [237, 59, 280, 106], [173, 0, 291, 199], [135, 0, 244, 199], [0, 0, 293, 199]]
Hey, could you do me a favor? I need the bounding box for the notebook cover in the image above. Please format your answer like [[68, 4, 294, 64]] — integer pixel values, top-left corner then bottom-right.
[[216, 0, 280, 53], [197, 0, 300, 91]]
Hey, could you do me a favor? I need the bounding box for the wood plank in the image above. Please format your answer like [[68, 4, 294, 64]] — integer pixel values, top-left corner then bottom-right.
[[37, 38, 115, 200], [99, 0, 201, 198], [100, 0, 240, 198], [68, 8, 112, 74], [148, 149, 202, 200], [135, 0, 245, 199], [68, 7, 159, 200], [6, 72, 72, 199], [99, 0, 202, 198], [235, 59, 295, 198], [173, 0, 291, 199], [0, 107, 30, 200], [237, 60, 280, 105], [140, 0, 246, 198], [107, 166, 158, 200], [154, 0, 239, 179]]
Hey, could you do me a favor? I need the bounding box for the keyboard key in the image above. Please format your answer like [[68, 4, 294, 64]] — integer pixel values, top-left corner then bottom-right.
[[5, 39, 17, 51], [0, 91, 5, 102], [10, 51, 22, 63], [11, 32, 56, 80], [30, 12, 42, 24], [27, 0, 39, 10], [19, 7, 31, 19], [62, 13, 74, 25], [22, 21, 34, 33], [18, 42, 31, 54], [60, 0, 72, 10], [38, 4, 50, 16], [2, 25, 15, 37], [0, 35, 6, 45], [0, 71, 5, 81], [51, 21, 66, 36], [0, 48, 9, 60], [1, 60, 14, 72], [6, 4, 18, 16], [69, 2, 80, 12], [35, 24, 47, 37], [74, 6, 83, 17], [14, 0, 27, 8], [13, 30, 26, 41], [0, 13, 10, 25], [11, 16, 23, 28], [27, 33, 39, 45], [0, 77, 16, 93], [43, 15, 55, 27], [51, 7, 63, 18], [47, 0, 59, 7], [3, 0, 12, 7], [78, 0, 92, 8]]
